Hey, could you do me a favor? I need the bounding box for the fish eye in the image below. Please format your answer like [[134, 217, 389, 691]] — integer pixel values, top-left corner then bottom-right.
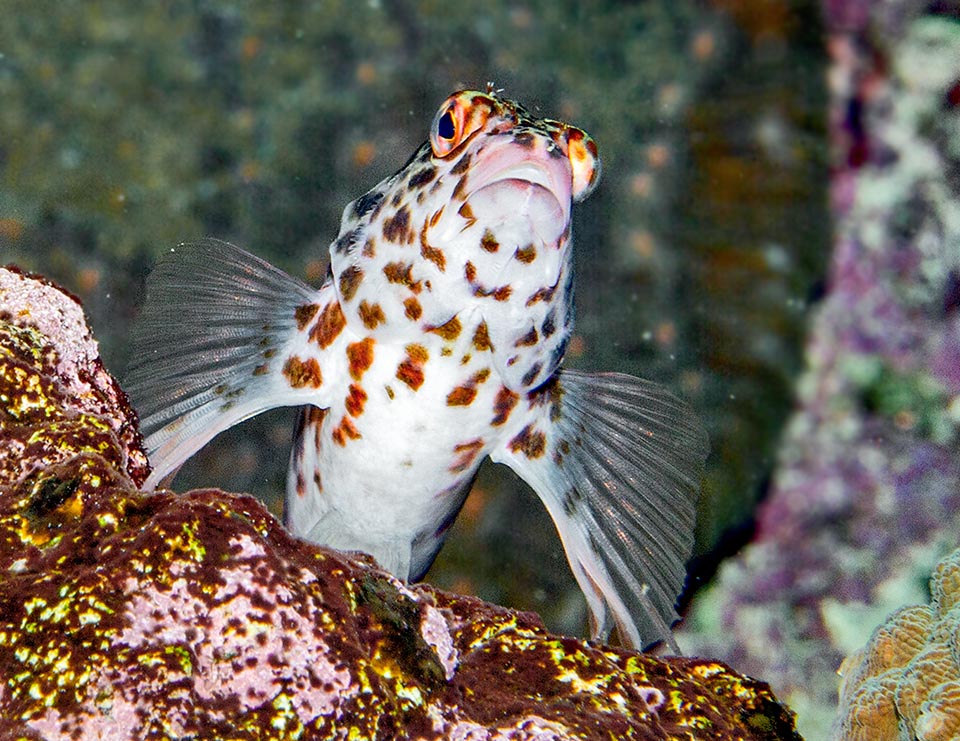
[[437, 109, 456, 140], [430, 91, 495, 158]]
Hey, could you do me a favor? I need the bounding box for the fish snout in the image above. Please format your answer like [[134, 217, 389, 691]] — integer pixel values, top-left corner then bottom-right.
[[554, 126, 601, 203]]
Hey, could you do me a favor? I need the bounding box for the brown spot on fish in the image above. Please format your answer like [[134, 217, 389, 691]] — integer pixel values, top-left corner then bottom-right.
[[396, 344, 428, 390], [332, 415, 361, 447], [358, 300, 386, 329], [385, 385, 395, 399], [408, 166, 437, 188], [513, 131, 536, 149], [515, 327, 539, 347], [452, 175, 469, 201], [427, 316, 461, 340], [295, 303, 319, 331], [472, 321, 492, 352], [382, 205, 410, 243], [451, 152, 472, 174], [310, 302, 346, 348], [362, 238, 376, 258], [521, 362, 543, 387], [491, 386, 519, 426], [458, 202, 476, 226], [541, 312, 556, 338], [515, 244, 537, 263], [446, 385, 477, 406], [345, 383, 367, 417], [283, 355, 323, 389], [430, 207, 444, 227], [525, 284, 557, 307], [419, 221, 446, 271], [383, 261, 422, 293], [339, 265, 364, 301], [509, 424, 546, 459], [480, 229, 499, 253], [464, 261, 477, 283], [252, 363, 270, 376], [446, 369, 489, 406], [449, 438, 484, 474], [313, 470, 323, 493], [403, 296, 422, 321], [346, 337, 375, 380], [475, 284, 512, 302]]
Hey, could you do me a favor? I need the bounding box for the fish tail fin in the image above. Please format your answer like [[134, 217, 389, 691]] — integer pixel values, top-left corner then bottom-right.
[[126, 239, 329, 489], [490, 369, 708, 652]]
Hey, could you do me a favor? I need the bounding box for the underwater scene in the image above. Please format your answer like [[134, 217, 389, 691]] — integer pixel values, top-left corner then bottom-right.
[[1, 0, 958, 738]]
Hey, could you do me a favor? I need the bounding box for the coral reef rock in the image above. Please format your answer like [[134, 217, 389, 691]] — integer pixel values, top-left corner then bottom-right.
[[0, 265, 799, 740], [835, 547, 960, 740]]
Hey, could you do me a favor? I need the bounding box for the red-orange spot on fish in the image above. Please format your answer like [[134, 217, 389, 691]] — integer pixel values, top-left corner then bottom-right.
[[282, 355, 323, 389], [345, 383, 367, 417], [310, 302, 346, 348], [332, 415, 361, 447], [446, 385, 477, 406], [346, 337, 375, 380], [396, 344, 428, 390]]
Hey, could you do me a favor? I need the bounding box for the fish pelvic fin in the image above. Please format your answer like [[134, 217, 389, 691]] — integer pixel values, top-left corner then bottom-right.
[[126, 239, 333, 489], [489, 369, 708, 652]]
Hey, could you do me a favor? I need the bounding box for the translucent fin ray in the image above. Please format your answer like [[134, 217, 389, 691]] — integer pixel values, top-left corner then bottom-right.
[[126, 239, 327, 489], [491, 369, 708, 651]]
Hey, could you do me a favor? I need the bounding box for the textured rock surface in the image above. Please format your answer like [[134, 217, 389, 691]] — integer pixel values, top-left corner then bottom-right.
[[677, 5, 960, 739], [0, 264, 799, 739], [835, 548, 960, 740]]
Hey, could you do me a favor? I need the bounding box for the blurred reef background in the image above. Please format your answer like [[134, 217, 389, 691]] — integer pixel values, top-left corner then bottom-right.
[[7, 1, 957, 738]]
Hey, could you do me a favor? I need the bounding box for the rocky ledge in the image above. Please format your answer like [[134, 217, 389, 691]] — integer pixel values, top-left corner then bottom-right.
[[0, 264, 798, 740]]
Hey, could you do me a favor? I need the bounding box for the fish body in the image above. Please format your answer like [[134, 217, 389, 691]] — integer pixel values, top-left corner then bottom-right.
[[128, 89, 708, 651]]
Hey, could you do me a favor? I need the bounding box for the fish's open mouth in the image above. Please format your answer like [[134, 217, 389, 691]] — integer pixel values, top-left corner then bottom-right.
[[466, 160, 570, 246]]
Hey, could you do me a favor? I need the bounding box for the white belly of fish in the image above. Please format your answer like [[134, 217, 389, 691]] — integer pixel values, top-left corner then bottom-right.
[[285, 325, 501, 581]]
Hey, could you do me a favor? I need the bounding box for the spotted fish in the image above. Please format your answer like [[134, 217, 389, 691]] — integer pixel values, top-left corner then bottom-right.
[[127, 89, 708, 651]]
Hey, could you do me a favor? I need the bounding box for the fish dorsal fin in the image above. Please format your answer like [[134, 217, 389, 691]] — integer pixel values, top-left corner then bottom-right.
[[490, 369, 708, 651], [126, 239, 335, 489]]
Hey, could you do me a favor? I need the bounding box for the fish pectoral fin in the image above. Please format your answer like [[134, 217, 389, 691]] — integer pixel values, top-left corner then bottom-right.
[[126, 239, 332, 490], [489, 369, 709, 652]]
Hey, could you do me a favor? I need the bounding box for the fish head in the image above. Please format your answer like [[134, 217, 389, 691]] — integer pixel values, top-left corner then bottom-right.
[[329, 89, 600, 389]]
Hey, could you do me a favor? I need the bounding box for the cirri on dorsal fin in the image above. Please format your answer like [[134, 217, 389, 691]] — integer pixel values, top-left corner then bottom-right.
[[126, 239, 338, 489], [490, 369, 709, 652]]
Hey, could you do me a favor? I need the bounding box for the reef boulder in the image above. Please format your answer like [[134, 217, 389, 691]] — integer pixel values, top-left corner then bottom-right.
[[0, 264, 799, 740]]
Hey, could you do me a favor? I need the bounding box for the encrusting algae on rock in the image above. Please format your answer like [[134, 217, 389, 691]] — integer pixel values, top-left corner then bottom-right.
[[0, 264, 800, 739]]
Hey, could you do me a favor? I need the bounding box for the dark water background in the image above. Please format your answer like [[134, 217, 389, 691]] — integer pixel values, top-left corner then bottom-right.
[[0, 1, 827, 638]]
